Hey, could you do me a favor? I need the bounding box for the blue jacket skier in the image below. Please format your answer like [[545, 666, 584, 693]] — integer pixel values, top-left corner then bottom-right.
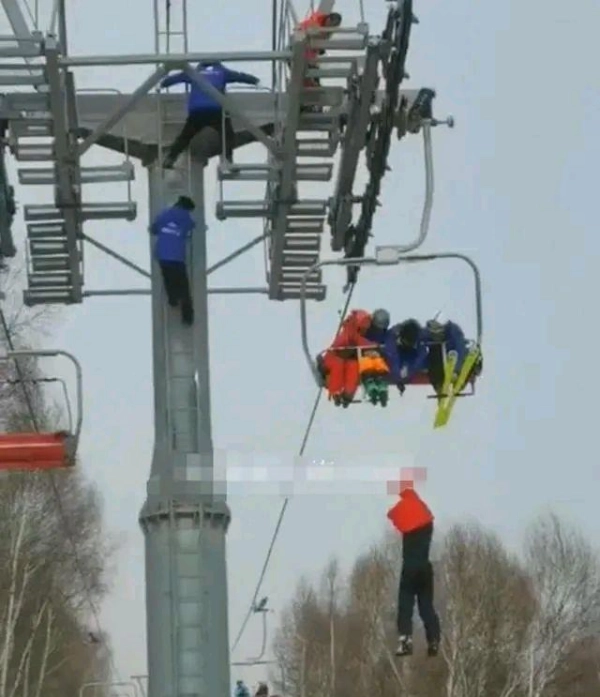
[[391, 319, 429, 392], [160, 61, 260, 168], [421, 319, 468, 397], [424, 319, 467, 373], [151, 195, 196, 325]]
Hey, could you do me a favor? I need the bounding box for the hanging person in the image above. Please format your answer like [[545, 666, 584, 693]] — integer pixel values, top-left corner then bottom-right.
[[159, 61, 260, 169], [150, 195, 196, 325], [387, 481, 441, 658]]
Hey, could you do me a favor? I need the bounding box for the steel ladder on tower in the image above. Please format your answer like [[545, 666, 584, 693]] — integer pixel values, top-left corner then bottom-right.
[[4, 37, 137, 306], [215, 9, 371, 302]]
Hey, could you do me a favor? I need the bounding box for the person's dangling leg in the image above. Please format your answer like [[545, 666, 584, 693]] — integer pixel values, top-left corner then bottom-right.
[[159, 261, 179, 307], [416, 562, 441, 656], [174, 262, 194, 325], [323, 351, 345, 405], [396, 566, 417, 656], [427, 343, 446, 402], [342, 359, 361, 405], [163, 112, 205, 168]]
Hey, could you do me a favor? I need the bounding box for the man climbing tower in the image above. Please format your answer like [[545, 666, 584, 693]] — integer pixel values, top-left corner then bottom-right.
[[159, 61, 260, 168], [150, 195, 196, 325], [387, 480, 441, 657]]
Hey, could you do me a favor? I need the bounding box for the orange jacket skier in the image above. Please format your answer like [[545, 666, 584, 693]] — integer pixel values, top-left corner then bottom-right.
[[319, 309, 375, 407], [387, 482, 441, 657]]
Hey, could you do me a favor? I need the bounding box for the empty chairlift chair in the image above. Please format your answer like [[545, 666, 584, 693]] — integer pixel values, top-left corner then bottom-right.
[[0, 349, 83, 471]]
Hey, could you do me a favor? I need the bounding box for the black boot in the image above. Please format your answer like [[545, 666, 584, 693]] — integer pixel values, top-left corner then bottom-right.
[[395, 636, 413, 657], [427, 641, 439, 657]]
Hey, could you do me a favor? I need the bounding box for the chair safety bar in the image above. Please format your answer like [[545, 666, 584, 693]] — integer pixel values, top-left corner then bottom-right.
[[300, 249, 483, 386], [0, 349, 83, 445]]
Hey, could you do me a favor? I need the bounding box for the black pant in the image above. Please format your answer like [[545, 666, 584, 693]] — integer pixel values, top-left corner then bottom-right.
[[166, 111, 234, 164], [159, 261, 193, 325], [427, 343, 446, 394], [397, 562, 440, 644]]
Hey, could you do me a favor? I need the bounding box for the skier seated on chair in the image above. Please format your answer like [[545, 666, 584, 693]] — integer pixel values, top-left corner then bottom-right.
[[151, 195, 196, 325], [361, 308, 399, 405], [387, 480, 441, 658], [319, 309, 375, 407], [423, 319, 468, 397], [159, 61, 259, 169], [390, 319, 430, 393]]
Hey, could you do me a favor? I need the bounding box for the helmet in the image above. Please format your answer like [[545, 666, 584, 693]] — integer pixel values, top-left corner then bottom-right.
[[426, 319, 445, 340], [350, 309, 371, 333], [397, 319, 421, 348], [371, 308, 390, 330]]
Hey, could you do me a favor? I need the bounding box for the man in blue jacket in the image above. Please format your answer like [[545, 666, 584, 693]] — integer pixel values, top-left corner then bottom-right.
[[160, 61, 260, 168], [151, 195, 196, 325], [423, 319, 467, 395], [390, 319, 429, 392]]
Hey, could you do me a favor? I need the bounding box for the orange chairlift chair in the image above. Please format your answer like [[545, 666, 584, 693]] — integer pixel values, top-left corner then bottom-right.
[[0, 350, 82, 471], [299, 248, 483, 404]]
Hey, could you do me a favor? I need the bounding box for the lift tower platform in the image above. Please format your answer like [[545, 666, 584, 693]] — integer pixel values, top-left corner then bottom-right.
[[0, 0, 452, 696]]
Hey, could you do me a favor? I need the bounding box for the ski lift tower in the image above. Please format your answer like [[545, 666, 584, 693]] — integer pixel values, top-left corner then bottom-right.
[[0, 0, 452, 696]]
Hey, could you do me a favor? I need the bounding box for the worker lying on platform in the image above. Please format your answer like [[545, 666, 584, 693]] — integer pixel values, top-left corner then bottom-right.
[[159, 61, 260, 169], [150, 195, 195, 325]]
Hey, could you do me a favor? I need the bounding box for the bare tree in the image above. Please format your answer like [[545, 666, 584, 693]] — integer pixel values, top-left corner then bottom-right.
[[513, 513, 600, 697]]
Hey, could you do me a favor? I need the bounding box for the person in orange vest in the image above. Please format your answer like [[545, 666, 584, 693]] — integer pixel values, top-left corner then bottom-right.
[[317, 309, 376, 407], [387, 481, 441, 657], [298, 10, 342, 91]]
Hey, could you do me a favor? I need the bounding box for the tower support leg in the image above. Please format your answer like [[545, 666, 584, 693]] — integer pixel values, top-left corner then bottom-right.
[[140, 158, 231, 697]]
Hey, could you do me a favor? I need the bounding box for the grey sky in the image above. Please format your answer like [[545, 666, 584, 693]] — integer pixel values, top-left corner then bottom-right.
[[2, 0, 599, 692]]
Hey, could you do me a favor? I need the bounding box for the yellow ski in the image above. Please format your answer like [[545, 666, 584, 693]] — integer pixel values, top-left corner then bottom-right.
[[433, 351, 457, 428], [434, 347, 481, 428]]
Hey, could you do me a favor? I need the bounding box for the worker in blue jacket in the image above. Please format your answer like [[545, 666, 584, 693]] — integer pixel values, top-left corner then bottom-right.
[[150, 195, 196, 325], [160, 61, 260, 168], [423, 319, 467, 392], [390, 319, 429, 392]]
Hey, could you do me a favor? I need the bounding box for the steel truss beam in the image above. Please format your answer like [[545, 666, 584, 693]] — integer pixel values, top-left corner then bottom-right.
[[328, 42, 381, 245], [267, 36, 307, 299], [44, 36, 83, 302]]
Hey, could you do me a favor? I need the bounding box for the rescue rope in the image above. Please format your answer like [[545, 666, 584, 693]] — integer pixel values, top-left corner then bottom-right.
[[0, 307, 124, 683], [230, 281, 357, 654]]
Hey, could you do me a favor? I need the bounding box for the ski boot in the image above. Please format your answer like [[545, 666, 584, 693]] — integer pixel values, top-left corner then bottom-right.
[[378, 385, 389, 407], [395, 636, 413, 657]]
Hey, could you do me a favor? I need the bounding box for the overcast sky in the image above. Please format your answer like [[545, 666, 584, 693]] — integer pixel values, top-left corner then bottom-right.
[[2, 0, 600, 694]]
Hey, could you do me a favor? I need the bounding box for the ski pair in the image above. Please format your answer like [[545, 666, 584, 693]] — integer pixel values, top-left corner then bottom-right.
[[433, 347, 481, 428]]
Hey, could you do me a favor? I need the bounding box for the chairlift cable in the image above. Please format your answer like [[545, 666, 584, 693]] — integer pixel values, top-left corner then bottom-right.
[[231, 282, 357, 654], [0, 307, 123, 682]]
